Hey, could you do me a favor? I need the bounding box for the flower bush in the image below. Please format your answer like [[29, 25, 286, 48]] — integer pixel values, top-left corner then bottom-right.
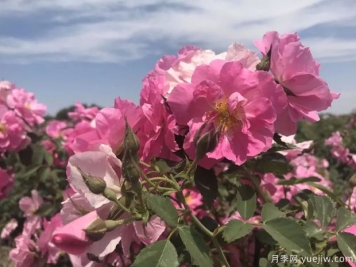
[[1, 31, 356, 267]]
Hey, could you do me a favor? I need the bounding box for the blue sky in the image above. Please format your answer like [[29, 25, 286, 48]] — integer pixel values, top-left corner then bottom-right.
[[1, 0, 356, 115]]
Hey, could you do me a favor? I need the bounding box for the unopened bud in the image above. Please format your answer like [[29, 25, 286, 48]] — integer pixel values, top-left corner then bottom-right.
[[349, 173, 356, 187], [256, 57, 270, 71], [193, 121, 209, 145], [76, 167, 106, 194], [84, 218, 107, 241], [195, 125, 221, 161], [123, 117, 140, 154], [256, 46, 272, 72], [122, 153, 141, 184], [102, 187, 119, 203], [105, 219, 125, 231]]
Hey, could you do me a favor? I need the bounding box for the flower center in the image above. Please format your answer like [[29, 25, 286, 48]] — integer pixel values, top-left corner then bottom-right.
[[25, 102, 31, 109], [0, 123, 7, 133], [214, 99, 243, 131], [185, 195, 192, 205]]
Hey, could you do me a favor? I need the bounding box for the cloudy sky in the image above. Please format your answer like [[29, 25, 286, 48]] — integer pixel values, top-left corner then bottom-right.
[[1, 0, 356, 115]]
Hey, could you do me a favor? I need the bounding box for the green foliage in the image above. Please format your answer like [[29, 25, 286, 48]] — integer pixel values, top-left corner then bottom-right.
[[3, 107, 356, 267], [132, 240, 179, 267], [147, 194, 179, 227], [178, 225, 213, 267], [0, 132, 68, 238], [263, 218, 312, 256], [261, 203, 285, 222], [235, 184, 257, 220], [222, 219, 253, 243]]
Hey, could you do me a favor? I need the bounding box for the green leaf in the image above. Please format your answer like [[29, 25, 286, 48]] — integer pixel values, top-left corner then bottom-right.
[[39, 166, 51, 181], [147, 194, 178, 227], [178, 226, 213, 267], [31, 145, 45, 165], [194, 166, 218, 209], [255, 230, 278, 246], [261, 203, 285, 222], [154, 159, 172, 174], [44, 151, 54, 165], [235, 184, 256, 220], [337, 207, 356, 232], [303, 221, 324, 238], [276, 177, 321, 185], [308, 183, 345, 206], [222, 219, 253, 243], [255, 153, 291, 175], [263, 218, 312, 256], [308, 195, 335, 227], [336, 232, 356, 263], [131, 239, 179, 267], [20, 165, 42, 178]]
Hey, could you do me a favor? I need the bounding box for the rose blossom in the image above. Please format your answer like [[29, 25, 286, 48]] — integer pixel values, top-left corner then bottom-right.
[[167, 60, 286, 165], [254, 31, 340, 135]]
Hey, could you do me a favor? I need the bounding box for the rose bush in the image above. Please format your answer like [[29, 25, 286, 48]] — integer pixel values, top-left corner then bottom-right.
[[1, 31, 356, 267]]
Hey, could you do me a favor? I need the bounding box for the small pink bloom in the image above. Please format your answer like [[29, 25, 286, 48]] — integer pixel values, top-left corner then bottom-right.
[[19, 190, 44, 217], [139, 75, 180, 161], [0, 80, 13, 102], [255, 31, 340, 135], [68, 102, 99, 122], [0, 218, 18, 239], [38, 213, 62, 263], [9, 234, 37, 267], [73, 99, 143, 154], [0, 167, 13, 199], [0, 106, 30, 152], [45, 120, 67, 139], [7, 88, 46, 126], [63, 120, 95, 156]]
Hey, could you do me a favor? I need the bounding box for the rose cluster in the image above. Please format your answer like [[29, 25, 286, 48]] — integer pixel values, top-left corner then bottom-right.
[[3, 30, 355, 267], [46, 31, 340, 266]]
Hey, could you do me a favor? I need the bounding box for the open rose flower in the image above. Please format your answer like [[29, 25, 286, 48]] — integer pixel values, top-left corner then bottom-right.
[[168, 60, 286, 165], [254, 31, 340, 135]]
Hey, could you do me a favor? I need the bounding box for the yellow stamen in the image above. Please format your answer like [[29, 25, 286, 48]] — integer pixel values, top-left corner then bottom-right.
[[214, 99, 243, 131], [0, 123, 6, 133]]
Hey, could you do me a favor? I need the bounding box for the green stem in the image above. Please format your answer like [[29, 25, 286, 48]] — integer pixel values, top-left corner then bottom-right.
[[114, 199, 131, 214], [139, 161, 151, 168], [186, 159, 197, 176], [177, 191, 230, 267], [212, 237, 230, 267], [145, 177, 180, 189]]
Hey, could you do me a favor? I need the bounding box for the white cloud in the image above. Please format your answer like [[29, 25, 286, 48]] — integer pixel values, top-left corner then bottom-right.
[[0, 0, 355, 63]]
